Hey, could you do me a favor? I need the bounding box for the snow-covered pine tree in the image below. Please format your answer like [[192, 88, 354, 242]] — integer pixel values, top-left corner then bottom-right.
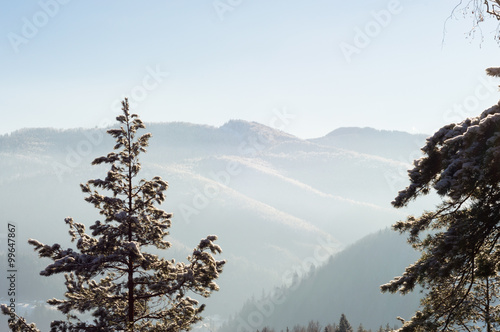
[[381, 68, 500, 331], [2, 99, 225, 331]]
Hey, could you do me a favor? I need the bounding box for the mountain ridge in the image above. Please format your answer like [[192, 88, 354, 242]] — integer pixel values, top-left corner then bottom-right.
[[0, 120, 425, 150], [0, 119, 433, 324]]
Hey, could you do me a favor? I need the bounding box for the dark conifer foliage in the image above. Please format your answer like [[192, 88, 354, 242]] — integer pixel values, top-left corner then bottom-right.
[[2, 99, 225, 331], [338, 314, 353, 332], [382, 68, 500, 331], [252, 315, 392, 332]]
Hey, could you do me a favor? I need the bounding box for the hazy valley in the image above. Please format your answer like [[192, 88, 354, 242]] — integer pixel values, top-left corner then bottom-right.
[[0, 121, 435, 330]]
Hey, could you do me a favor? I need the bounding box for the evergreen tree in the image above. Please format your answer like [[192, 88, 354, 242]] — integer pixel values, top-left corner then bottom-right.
[[337, 314, 353, 332], [324, 323, 337, 332], [262, 327, 276, 332], [1, 99, 225, 331], [381, 69, 500, 331], [306, 320, 321, 332], [292, 325, 306, 332]]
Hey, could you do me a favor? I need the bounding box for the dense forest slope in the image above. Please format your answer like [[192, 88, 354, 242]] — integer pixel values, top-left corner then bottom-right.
[[220, 228, 421, 332]]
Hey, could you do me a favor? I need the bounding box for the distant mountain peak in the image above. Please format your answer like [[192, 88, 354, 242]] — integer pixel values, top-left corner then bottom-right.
[[309, 127, 427, 160], [324, 127, 414, 138], [220, 119, 262, 131], [220, 119, 298, 143]]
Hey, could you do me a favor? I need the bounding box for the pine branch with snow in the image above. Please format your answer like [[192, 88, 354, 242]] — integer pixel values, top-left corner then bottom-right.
[[382, 79, 500, 331]]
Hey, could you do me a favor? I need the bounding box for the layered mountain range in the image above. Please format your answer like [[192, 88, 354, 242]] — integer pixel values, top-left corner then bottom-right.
[[0, 121, 433, 328]]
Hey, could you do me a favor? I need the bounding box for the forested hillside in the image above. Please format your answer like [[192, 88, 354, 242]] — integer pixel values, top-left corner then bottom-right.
[[220, 228, 421, 331]]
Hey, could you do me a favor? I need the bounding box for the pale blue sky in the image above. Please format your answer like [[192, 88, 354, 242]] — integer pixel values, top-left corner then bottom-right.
[[2, 0, 500, 138]]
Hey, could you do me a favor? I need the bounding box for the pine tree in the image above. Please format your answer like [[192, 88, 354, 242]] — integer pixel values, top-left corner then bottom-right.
[[306, 320, 321, 332], [337, 314, 353, 332], [381, 68, 500, 331], [262, 327, 276, 332], [1, 99, 225, 331], [325, 323, 337, 332]]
